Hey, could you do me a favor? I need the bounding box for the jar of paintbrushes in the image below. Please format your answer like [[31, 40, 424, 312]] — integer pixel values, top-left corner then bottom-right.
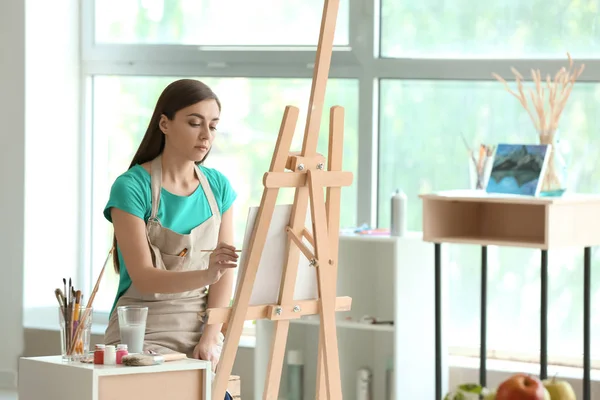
[[55, 279, 93, 362], [462, 135, 495, 190], [55, 249, 113, 362]]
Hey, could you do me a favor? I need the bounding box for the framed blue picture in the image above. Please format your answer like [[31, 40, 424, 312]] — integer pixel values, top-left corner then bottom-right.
[[485, 143, 551, 196]]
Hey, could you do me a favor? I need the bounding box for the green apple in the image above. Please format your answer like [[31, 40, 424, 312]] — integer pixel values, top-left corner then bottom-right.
[[444, 383, 488, 399], [483, 388, 496, 400], [542, 376, 576, 400]]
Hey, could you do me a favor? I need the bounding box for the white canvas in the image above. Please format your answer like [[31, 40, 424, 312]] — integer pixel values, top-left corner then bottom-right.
[[235, 204, 319, 306]]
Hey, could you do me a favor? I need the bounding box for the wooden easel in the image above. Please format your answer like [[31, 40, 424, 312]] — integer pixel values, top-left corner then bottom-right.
[[204, 1, 353, 399]]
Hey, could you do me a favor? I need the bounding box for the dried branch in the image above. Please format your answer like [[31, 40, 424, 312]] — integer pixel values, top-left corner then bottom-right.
[[492, 52, 584, 139]]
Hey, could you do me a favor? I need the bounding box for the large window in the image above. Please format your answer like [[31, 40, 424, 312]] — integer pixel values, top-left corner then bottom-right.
[[378, 80, 600, 231], [380, 0, 600, 57], [80, 0, 600, 368], [95, 0, 349, 46]]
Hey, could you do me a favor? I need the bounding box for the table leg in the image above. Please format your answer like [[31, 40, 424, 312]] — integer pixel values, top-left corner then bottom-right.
[[435, 243, 442, 400], [583, 246, 591, 400], [480, 246, 487, 388], [540, 250, 548, 380]]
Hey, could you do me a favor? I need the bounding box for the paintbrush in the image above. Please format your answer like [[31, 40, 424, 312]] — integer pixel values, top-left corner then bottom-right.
[[54, 288, 69, 353], [55, 288, 66, 322], [62, 278, 67, 309], [54, 288, 65, 308], [73, 291, 81, 320], [200, 249, 242, 252], [72, 291, 81, 336], [55, 288, 68, 323], [477, 144, 485, 172], [68, 247, 113, 354], [121, 352, 187, 366]]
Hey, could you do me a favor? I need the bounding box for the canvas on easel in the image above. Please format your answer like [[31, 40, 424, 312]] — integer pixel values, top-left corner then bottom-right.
[[203, 1, 353, 399], [235, 204, 319, 306]]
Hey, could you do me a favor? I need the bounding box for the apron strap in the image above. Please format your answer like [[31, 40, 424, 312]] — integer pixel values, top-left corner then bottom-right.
[[194, 164, 221, 220], [149, 155, 221, 222], [149, 155, 163, 221]]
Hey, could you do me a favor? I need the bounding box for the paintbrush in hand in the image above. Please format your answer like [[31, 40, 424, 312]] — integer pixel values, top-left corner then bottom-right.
[[121, 352, 187, 366], [200, 249, 242, 252]]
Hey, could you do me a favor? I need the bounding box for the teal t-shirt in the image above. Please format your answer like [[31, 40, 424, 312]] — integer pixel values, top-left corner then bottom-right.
[[103, 164, 237, 315]]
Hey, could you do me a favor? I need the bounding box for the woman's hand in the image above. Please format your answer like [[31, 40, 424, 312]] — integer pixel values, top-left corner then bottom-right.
[[205, 242, 238, 285], [193, 331, 224, 371]]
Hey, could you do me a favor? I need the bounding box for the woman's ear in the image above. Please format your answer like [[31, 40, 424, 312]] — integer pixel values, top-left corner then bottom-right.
[[159, 114, 169, 134]]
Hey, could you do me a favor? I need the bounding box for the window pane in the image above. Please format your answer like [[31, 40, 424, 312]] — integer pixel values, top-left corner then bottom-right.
[[380, 1, 600, 57], [378, 79, 600, 360], [95, 0, 349, 46], [91, 76, 358, 313]]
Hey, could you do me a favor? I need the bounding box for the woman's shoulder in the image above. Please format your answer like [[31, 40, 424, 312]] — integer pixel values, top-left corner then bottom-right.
[[112, 164, 151, 191], [104, 165, 152, 222]]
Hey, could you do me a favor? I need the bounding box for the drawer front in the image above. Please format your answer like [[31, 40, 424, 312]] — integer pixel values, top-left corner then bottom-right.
[[99, 370, 206, 400]]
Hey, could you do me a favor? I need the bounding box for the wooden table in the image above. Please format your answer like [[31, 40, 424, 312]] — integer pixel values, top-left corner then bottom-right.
[[18, 355, 212, 400], [420, 190, 600, 400]]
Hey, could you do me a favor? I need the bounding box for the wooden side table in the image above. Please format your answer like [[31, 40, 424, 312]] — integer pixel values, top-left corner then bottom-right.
[[18, 355, 212, 400], [420, 191, 600, 400]]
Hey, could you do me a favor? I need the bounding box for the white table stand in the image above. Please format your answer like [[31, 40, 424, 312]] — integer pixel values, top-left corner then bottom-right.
[[18, 355, 212, 400]]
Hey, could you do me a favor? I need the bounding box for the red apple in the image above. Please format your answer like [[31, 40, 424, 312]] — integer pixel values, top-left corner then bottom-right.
[[496, 373, 546, 400]]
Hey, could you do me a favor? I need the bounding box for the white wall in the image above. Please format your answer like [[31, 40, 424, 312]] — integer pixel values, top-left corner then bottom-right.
[[0, 0, 26, 389], [0, 0, 79, 390], [23, 0, 81, 308]]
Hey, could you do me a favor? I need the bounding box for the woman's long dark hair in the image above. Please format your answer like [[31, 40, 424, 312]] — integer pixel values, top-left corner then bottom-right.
[[112, 79, 221, 273]]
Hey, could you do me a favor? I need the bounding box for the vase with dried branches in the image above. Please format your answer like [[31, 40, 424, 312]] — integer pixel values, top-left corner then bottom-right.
[[493, 53, 585, 196]]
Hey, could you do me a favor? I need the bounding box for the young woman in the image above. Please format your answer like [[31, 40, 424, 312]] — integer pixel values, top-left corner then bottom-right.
[[103, 79, 239, 376]]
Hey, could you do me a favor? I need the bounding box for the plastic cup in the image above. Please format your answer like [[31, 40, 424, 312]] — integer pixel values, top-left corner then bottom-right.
[[117, 305, 148, 354], [59, 306, 92, 362]]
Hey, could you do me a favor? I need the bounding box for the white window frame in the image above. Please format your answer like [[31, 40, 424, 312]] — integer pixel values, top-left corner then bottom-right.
[[80, 0, 600, 361]]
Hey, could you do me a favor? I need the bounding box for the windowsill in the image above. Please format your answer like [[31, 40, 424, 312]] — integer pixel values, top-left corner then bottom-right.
[[23, 307, 256, 348]]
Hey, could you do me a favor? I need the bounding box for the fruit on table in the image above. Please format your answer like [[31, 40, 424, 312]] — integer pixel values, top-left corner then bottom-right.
[[542, 376, 576, 400], [496, 374, 548, 400], [486, 387, 550, 400], [444, 383, 490, 399]]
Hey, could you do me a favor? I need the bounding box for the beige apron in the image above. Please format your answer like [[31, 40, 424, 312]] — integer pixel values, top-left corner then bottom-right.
[[104, 155, 223, 358]]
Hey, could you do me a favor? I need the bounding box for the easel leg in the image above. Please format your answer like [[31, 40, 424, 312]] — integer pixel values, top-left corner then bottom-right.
[[316, 106, 344, 400], [263, 321, 291, 399], [313, 230, 342, 400], [263, 322, 291, 399], [316, 329, 327, 399], [263, 186, 310, 399], [212, 106, 299, 400], [308, 170, 343, 399]]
